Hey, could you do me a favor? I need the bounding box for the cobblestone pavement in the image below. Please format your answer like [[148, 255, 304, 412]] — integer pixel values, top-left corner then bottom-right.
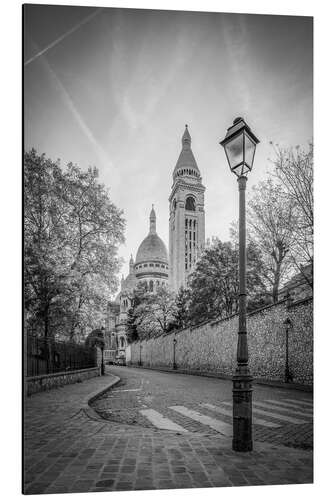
[[23, 368, 313, 495], [93, 366, 313, 450]]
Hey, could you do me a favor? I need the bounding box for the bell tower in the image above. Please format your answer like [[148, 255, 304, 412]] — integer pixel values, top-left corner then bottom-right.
[[169, 125, 205, 291]]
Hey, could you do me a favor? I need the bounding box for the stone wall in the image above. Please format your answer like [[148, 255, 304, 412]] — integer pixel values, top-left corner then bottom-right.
[[26, 367, 101, 396], [128, 298, 313, 387]]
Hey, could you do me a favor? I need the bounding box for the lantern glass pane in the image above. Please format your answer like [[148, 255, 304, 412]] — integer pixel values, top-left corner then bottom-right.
[[244, 132, 256, 169], [234, 165, 243, 177], [243, 164, 250, 175], [225, 133, 243, 169]]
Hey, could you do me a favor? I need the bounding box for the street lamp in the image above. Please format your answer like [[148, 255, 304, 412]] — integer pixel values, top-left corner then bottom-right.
[[173, 336, 177, 370], [220, 117, 259, 452], [101, 327, 105, 376], [284, 317, 293, 383], [139, 342, 142, 366]]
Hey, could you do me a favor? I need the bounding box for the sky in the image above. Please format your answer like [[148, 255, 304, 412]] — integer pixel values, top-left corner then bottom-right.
[[24, 5, 313, 288]]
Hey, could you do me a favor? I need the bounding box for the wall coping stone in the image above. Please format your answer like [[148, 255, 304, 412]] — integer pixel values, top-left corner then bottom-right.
[[26, 366, 99, 382], [288, 296, 313, 309]]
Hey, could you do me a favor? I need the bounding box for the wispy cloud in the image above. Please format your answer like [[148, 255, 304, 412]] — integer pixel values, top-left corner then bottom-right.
[[24, 8, 102, 66], [110, 30, 190, 136], [30, 40, 115, 176], [220, 14, 252, 112]]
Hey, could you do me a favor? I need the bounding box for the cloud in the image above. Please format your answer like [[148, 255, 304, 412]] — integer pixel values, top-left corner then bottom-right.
[[28, 39, 116, 180], [219, 14, 252, 112], [107, 25, 191, 137]]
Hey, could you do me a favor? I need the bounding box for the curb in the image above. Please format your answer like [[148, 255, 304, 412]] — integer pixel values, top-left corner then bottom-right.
[[255, 379, 313, 393], [82, 372, 121, 421], [127, 364, 313, 393], [128, 363, 233, 381]]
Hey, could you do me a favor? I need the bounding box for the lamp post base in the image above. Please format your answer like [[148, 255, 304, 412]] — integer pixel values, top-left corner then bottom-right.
[[232, 371, 253, 452]]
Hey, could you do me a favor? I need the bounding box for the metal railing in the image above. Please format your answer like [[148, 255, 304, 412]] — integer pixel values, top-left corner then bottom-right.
[[25, 335, 97, 377]]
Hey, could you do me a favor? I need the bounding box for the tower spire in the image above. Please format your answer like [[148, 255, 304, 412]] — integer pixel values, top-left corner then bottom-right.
[[173, 124, 200, 180], [129, 254, 134, 273], [182, 124, 191, 148], [149, 204, 156, 234]]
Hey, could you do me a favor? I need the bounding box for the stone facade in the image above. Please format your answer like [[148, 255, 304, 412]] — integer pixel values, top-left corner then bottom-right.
[[105, 207, 169, 363], [169, 125, 205, 291], [128, 297, 313, 387], [105, 126, 206, 357]]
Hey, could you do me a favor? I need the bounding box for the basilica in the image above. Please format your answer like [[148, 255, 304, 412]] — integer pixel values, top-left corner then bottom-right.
[[104, 125, 206, 364]]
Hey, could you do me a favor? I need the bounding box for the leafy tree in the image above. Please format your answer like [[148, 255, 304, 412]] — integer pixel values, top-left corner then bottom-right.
[[125, 281, 150, 343], [172, 286, 191, 330], [247, 179, 297, 302], [187, 239, 266, 324], [85, 327, 106, 374], [126, 307, 139, 343], [132, 285, 177, 339], [85, 327, 105, 350], [24, 149, 125, 340], [24, 150, 71, 338], [58, 162, 125, 338]]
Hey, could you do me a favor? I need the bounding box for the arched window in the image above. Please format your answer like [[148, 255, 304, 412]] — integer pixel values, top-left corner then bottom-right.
[[120, 337, 125, 348], [185, 196, 196, 211], [149, 280, 154, 292]]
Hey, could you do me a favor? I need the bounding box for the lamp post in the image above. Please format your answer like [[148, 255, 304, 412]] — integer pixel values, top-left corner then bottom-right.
[[284, 317, 292, 383], [101, 346, 105, 375], [101, 327, 105, 375], [220, 117, 259, 452], [173, 336, 177, 370], [139, 342, 142, 366]]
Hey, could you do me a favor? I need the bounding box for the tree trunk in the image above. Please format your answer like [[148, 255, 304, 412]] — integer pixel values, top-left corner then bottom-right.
[[272, 264, 281, 303]]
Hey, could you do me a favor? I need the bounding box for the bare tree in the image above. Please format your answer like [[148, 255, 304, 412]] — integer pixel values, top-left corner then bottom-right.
[[272, 143, 313, 286], [248, 179, 297, 302]]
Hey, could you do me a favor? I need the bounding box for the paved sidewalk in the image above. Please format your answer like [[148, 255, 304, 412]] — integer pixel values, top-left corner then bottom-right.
[[23, 369, 313, 494]]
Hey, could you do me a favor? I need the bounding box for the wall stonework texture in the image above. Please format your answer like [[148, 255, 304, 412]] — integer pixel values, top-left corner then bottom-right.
[[129, 298, 313, 387], [26, 367, 101, 396]]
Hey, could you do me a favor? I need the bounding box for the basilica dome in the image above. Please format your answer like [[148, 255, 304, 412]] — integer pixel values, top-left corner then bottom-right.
[[134, 206, 169, 289], [136, 233, 168, 265]]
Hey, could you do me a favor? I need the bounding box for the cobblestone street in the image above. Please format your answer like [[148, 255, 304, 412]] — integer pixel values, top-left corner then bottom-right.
[[23, 367, 313, 494], [93, 366, 313, 450]]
